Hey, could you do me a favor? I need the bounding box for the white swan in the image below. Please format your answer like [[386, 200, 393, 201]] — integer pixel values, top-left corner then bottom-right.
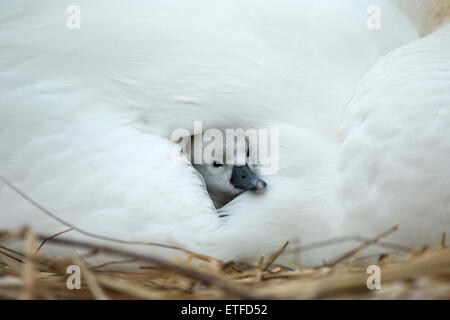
[[0, 0, 449, 267]]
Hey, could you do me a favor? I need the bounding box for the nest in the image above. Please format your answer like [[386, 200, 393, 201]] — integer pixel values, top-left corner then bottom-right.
[[0, 227, 449, 300]]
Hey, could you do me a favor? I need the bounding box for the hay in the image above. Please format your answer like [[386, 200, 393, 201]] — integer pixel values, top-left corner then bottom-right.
[[0, 228, 449, 300]]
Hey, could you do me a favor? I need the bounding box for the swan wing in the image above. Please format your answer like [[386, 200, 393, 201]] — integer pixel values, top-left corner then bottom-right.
[[338, 24, 450, 247]]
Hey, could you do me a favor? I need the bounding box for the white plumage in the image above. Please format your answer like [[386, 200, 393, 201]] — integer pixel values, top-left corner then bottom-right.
[[0, 0, 449, 266]]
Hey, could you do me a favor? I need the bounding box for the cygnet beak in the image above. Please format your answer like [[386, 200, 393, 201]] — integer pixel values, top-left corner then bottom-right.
[[230, 164, 267, 193]]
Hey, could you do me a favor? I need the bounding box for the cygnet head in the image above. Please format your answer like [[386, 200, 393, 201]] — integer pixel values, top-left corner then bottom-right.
[[195, 161, 267, 198], [190, 132, 267, 199]]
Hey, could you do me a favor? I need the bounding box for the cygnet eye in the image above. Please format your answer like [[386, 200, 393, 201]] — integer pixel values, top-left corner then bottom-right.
[[212, 161, 223, 168]]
